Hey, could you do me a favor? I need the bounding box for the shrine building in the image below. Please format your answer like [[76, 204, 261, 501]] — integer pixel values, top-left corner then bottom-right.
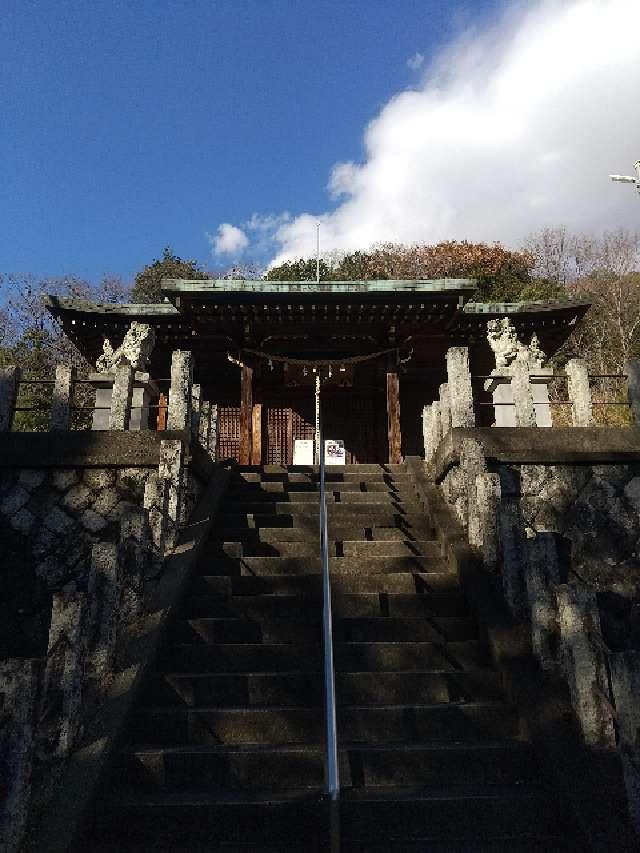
[[45, 278, 589, 465]]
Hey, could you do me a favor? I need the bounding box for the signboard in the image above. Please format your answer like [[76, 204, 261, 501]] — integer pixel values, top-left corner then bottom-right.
[[325, 439, 345, 466], [293, 439, 314, 466]]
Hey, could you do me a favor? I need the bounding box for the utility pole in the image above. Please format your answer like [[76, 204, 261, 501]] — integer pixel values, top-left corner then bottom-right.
[[316, 222, 321, 282], [609, 159, 640, 195]]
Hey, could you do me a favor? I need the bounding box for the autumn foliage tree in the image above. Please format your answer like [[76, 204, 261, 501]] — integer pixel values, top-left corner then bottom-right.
[[266, 240, 561, 302]]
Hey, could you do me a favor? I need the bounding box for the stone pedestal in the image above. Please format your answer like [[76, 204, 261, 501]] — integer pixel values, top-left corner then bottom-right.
[[90, 372, 158, 430], [485, 368, 553, 427]]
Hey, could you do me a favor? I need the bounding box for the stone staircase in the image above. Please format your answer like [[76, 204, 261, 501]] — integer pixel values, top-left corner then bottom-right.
[[80, 463, 582, 852]]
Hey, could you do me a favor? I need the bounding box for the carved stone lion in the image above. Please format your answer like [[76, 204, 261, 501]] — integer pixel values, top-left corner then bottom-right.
[[95, 322, 156, 373], [486, 318, 546, 372]]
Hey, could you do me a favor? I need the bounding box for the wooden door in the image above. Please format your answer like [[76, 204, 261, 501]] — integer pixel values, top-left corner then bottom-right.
[[322, 391, 380, 463], [263, 396, 315, 465], [216, 405, 241, 461]]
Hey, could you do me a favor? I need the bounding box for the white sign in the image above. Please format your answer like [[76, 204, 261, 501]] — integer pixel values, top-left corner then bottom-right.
[[293, 439, 314, 465], [325, 439, 345, 466]]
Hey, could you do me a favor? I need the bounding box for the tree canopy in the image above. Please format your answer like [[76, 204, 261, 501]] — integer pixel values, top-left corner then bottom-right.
[[131, 247, 208, 303], [265, 240, 562, 302]]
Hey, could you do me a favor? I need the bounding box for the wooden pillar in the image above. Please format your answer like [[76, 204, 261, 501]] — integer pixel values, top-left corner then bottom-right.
[[386, 369, 402, 465], [251, 403, 262, 465], [239, 365, 253, 465]]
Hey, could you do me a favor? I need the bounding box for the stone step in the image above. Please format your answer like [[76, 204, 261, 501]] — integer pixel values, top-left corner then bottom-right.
[[118, 740, 535, 790], [208, 525, 435, 545], [158, 643, 322, 673], [203, 540, 439, 559], [340, 785, 568, 843], [88, 785, 566, 847], [130, 702, 520, 747], [334, 641, 488, 672], [170, 616, 476, 645], [218, 511, 430, 529], [343, 839, 580, 853], [195, 556, 446, 577], [238, 470, 412, 483], [222, 501, 418, 515], [83, 790, 328, 847], [230, 480, 414, 494], [144, 670, 504, 708], [158, 640, 485, 673], [341, 540, 439, 558], [237, 464, 408, 475], [181, 592, 464, 620], [189, 572, 461, 598]]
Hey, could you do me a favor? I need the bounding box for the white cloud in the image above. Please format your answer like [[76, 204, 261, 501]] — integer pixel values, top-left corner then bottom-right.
[[407, 51, 424, 71], [208, 223, 249, 256], [265, 0, 640, 264]]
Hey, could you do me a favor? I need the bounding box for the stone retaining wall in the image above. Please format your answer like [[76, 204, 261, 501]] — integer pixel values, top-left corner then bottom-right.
[[434, 431, 640, 832]]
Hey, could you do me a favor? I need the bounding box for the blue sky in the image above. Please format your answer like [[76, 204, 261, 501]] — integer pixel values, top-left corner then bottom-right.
[[2, 0, 496, 280], [2, 1, 639, 283]]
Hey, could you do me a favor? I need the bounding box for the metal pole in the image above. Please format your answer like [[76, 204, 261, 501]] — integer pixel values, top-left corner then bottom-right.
[[316, 222, 321, 282], [315, 373, 321, 465], [319, 398, 340, 811]]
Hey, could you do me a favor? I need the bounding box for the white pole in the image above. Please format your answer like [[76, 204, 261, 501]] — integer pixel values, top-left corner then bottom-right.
[[315, 373, 321, 465], [316, 222, 320, 283]]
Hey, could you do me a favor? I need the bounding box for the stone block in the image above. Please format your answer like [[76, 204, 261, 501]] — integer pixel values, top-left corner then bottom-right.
[[439, 383, 451, 436], [526, 533, 561, 668], [556, 584, 615, 747], [83, 469, 116, 491], [79, 508, 108, 533], [90, 490, 120, 518], [106, 499, 135, 522], [428, 400, 442, 459], [43, 506, 75, 534], [144, 472, 167, 558], [61, 483, 92, 513], [18, 469, 46, 491], [159, 439, 185, 551], [446, 347, 475, 428], [1, 485, 31, 517], [50, 364, 73, 431], [511, 359, 537, 427], [10, 508, 35, 535], [35, 556, 64, 586], [87, 542, 120, 678], [475, 472, 501, 569], [610, 651, 640, 834], [625, 358, 640, 426], [119, 508, 149, 622], [0, 658, 41, 853], [51, 470, 78, 492], [460, 438, 486, 543], [498, 497, 529, 618], [109, 363, 134, 430], [0, 366, 21, 432], [167, 350, 193, 433], [625, 477, 640, 514], [566, 358, 594, 427], [41, 592, 89, 757]]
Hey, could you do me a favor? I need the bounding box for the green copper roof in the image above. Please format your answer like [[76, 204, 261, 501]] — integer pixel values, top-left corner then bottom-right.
[[161, 277, 478, 295]]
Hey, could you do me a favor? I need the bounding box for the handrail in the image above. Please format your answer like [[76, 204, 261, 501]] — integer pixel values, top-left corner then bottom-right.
[[319, 415, 340, 804]]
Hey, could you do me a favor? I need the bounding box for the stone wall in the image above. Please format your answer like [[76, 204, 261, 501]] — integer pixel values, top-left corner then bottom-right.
[[435, 433, 640, 831], [0, 466, 156, 659]]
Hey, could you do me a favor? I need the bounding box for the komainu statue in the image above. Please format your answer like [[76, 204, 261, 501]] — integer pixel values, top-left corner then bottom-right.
[[487, 318, 546, 372], [95, 322, 156, 373]]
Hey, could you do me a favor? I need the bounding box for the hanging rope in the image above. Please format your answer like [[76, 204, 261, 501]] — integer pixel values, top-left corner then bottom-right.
[[235, 345, 408, 367]]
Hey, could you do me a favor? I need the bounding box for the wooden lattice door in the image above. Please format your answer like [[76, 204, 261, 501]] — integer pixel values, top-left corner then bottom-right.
[[216, 405, 240, 461], [263, 397, 315, 465]]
